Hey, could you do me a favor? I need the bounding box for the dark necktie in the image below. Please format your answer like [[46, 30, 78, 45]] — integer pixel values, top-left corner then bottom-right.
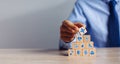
[[107, 0, 120, 47]]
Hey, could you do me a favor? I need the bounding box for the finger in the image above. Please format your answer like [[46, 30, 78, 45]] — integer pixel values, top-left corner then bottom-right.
[[60, 25, 72, 34], [61, 35, 74, 39], [60, 24, 77, 34], [61, 36, 74, 43], [60, 31, 75, 38], [74, 22, 85, 28], [63, 20, 78, 30]]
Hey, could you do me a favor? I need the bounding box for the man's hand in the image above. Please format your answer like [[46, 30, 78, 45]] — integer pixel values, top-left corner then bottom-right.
[[60, 20, 84, 43]]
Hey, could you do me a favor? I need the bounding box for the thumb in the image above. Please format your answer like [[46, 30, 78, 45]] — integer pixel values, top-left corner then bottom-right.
[[74, 22, 85, 28]]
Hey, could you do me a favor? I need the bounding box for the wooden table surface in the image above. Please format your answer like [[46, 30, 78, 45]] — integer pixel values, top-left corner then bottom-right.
[[0, 48, 120, 64]]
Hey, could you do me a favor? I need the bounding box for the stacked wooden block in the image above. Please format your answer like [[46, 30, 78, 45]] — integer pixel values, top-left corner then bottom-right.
[[68, 26, 96, 56]]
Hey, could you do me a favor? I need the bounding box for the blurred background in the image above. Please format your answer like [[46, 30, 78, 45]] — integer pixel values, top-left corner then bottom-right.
[[0, 0, 75, 49]]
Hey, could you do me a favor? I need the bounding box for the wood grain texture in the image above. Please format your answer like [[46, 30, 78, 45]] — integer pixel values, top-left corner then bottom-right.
[[0, 48, 120, 64]]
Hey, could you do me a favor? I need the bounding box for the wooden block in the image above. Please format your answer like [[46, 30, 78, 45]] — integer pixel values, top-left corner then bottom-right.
[[72, 43, 80, 49], [75, 49, 83, 56], [68, 49, 75, 56], [89, 48, 96, 56], [83, 35, 91, 43], [76, 33, 83, 43], [83, 49, 89, 56], [79, 43, 85, 49], [85, 41, 94, 48], [79, 27, 87, 35]]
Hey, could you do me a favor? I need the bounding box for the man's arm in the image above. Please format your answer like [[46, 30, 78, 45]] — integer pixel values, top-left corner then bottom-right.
[[59, 0, 87, 50], [59, 20, 84, 50]]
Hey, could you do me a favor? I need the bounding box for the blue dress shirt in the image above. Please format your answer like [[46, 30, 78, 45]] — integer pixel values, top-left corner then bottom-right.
[[59, 0, 120, 50]]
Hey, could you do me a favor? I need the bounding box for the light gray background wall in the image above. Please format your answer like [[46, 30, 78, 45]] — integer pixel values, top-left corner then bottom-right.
[[0, 0, 75, 49]]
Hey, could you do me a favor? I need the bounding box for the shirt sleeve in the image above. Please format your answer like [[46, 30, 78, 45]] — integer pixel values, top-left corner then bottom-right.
[[68, 0, 86, 24], [59, 38, 76, 50], [59, 0, 87, 50]]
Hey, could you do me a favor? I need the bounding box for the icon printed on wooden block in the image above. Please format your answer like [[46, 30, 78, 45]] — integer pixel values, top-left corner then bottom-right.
[[89, 48, 96, 56], [88, 42, 94, 48], [83, 49, 89, 56], [79, 27, 87, 35], [86, 41, 94, 48], [75, 49, 83, 56], [72, 43, 80, 49], [68, 49, 75, 56], [77, 36, 82, 42], [76, 32, 83, 43], [80, 43, 85, 49], [83, 35, 91, 43]]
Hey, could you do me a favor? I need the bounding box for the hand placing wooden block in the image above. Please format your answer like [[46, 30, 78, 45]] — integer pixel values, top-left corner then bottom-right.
[[83, 35, 91, 43]]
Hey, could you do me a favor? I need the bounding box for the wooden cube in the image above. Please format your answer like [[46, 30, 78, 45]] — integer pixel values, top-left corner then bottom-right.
[[79, 27, 87, 35], [85, 41, 94, 48], [83, 35, 91, 43], [72, 43, 80, 49], [83, 49, 89, 56], [79, 43, 85, 49], [89, 48, 96, 56], [76, 33, 83, 43], [75, 49, 83, 56], [68, 49, 75, 56]]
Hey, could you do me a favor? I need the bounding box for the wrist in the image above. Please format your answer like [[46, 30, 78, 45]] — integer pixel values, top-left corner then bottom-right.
[[65, 37, 75, 43]]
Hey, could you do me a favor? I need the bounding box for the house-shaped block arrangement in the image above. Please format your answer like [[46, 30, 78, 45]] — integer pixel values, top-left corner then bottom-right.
[[68, 26, 96, 56]]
